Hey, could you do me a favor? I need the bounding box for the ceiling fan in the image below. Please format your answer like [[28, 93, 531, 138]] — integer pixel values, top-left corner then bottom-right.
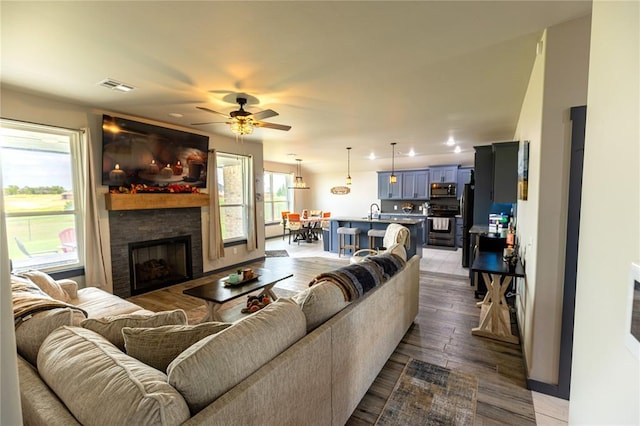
[[192, 97, 291, 135]]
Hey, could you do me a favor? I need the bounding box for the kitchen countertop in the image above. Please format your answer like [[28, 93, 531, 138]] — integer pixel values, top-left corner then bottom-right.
[[379, 212, 428, 217], [330, 216, 424, 225]]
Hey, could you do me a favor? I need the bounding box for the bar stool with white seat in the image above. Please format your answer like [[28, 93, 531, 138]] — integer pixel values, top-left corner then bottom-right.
[[337, 227, 361, 257], [367, 229, 387, 250]]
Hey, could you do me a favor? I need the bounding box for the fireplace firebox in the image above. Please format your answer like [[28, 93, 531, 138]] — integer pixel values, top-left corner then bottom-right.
[[129, 236, 192, 295]]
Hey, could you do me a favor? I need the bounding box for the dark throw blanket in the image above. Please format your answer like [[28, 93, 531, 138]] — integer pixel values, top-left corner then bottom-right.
[[363, 253, 406, 280], [310, 261, 385, 301]]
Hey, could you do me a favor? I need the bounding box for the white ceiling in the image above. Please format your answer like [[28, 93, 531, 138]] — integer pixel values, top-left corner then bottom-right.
[[1, 1, 591, 174]]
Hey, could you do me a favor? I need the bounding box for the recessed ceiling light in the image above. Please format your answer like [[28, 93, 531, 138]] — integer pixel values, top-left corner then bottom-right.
[[446, 137, 455, 146], [169, 113, 183, 118], [454, 146, 462, 154], [408, 149, 416, 157], [369, 152, 376, 160]]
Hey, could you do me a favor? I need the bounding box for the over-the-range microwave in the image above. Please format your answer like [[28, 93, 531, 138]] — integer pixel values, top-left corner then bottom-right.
[[430, 182, 457, 198]]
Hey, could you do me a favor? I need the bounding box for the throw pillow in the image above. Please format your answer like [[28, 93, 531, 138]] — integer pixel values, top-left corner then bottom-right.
[[167, 298, 306, 414], [20, 270, 70, 302], [38, 326, 190, 425], [123, 322, 232, 372], [81, 309, 187, 351]]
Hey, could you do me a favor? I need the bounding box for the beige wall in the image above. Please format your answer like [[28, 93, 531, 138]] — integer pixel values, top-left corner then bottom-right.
[[570, 1, 639, 423], [513, 14, 591, 385], [1, 88, 266, 283]]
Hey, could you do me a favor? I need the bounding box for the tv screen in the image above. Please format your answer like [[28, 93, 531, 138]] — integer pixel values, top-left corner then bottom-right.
[[101, 114, 209, 188]]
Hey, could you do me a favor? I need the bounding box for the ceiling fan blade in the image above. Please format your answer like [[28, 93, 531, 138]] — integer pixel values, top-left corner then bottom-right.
[[254, 121, 292, 131], [252, 109, 279, 120], [191, 121, 229, 125], [196, 106, 229, 118]]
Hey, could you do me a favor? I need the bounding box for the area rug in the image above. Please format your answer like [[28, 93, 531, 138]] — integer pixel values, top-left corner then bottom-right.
[[265, 250, 289, 257], [376, 358, 478, 426]]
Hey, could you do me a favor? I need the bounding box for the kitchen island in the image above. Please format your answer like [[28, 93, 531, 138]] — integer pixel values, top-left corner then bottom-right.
[[328, 217, 424, 258]]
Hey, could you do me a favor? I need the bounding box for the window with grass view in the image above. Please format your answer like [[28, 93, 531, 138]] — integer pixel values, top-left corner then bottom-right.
[[263, 171, 293, 223], [217, 152, 250, 243], [1, 120, 83, 272]]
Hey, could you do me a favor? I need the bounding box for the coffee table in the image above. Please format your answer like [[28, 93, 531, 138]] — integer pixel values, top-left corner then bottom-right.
[[183, 268, 293, 322]]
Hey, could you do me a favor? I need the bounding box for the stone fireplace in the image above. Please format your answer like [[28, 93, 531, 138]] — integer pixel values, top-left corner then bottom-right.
[[108, 208, 203, 298]]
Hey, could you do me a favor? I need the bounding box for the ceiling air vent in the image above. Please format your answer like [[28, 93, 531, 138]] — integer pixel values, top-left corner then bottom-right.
[[98, 78, 135, 92]]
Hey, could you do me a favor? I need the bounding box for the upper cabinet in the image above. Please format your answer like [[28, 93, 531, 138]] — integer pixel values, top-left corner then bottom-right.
[[473, 142, 518, 225], [429, 165, 458, 183], [492, 142, 518, 203], [378, 172, 403, 199], [456, 167, 473, 199], [402, 170, 429, 199]]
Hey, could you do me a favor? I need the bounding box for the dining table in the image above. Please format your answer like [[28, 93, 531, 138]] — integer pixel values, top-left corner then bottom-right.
[[296, 216, 323, 242]]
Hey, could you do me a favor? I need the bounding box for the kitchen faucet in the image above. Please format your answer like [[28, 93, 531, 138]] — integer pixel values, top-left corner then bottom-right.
[[369, 203, 380, 220]]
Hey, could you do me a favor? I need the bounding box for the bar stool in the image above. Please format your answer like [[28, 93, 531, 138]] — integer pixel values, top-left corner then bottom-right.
[[337, 227, 361, 257], [367, 229, 387, 250]]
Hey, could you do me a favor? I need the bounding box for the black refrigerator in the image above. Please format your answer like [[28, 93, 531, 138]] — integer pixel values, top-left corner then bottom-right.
[[460, 183, 474, 267]]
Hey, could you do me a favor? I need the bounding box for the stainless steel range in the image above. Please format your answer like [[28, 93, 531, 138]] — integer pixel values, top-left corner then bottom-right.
[[426, 199, 459, 247]]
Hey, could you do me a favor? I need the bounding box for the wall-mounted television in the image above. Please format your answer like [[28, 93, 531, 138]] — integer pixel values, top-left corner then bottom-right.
[[101, 114, 209, 188]]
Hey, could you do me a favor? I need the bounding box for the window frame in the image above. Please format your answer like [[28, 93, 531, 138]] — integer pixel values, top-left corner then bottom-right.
[[263, 170, 293, 225], [216, 152, 251, 244], [1, 119, 85, 274]]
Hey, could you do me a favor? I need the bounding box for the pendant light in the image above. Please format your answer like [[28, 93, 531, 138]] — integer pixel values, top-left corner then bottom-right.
[[288, 159, 310, 189], [390, 142, 397, 184], [346, 147, 352, 185]]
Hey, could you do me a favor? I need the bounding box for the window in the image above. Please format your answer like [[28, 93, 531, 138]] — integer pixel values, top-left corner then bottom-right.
[[263, 171, 293, 223], [217, 152, 250, 243], [1, 119, 84, 273]]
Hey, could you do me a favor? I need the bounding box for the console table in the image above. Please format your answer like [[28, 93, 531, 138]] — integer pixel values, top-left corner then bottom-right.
[[471, 252, 525, 344]]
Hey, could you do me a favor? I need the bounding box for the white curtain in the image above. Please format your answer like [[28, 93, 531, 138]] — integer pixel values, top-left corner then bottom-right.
[[246, 156, 258, 252], [81, 128, 109, 289], [207, 150, 225, 260]]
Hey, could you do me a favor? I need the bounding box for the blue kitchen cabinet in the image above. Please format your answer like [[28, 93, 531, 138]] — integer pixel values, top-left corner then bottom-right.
[[455, 216, 464, 247], [457, 167, 473, 199], [429, 165, 458, 183], [377, 172, 403, 199], [401, 170, 429, 199]]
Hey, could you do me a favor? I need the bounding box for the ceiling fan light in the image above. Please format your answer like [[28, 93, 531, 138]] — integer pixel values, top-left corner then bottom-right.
[[230, 119, 253, 135]]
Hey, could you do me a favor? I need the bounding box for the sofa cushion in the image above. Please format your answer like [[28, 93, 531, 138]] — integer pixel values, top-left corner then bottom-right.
[[16, 308, 86, 366], [72, 286, 150, 318], [80, 309, 187, 350], [20, 270, 70, 302], [38, 326, 190, 426], [293, 281, 350, 331], [167, 298, 306, 414], [123, 322, 232, 372]]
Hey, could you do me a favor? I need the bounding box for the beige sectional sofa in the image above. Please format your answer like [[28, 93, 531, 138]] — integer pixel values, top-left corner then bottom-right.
[[13, 252, 420, 425]]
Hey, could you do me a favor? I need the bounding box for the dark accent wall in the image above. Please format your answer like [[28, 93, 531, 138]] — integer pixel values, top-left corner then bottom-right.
[[108, 208, 203, 298]]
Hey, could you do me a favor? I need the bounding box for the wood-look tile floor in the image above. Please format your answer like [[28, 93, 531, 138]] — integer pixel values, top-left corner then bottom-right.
[[128, 238, 569, 425]]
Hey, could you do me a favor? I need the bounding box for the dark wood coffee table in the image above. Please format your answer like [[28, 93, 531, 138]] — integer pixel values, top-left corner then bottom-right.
[[183, 268, 293, 321]]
